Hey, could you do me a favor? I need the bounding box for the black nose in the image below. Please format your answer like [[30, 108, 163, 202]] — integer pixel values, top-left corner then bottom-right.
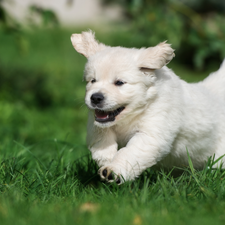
[[91, 93, 104, 105]]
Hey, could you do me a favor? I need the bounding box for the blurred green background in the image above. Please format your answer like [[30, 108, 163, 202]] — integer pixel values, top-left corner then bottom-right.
[[0, 0, 225, 154]]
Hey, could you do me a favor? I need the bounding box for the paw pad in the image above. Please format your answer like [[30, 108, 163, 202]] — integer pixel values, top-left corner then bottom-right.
[[102, 169, 107, 177], [115, 177, 121, 184], [100, 168, 122, 184]]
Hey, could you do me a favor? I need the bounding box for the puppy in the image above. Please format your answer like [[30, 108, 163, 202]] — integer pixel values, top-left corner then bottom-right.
[[71, 31, 225, 184]]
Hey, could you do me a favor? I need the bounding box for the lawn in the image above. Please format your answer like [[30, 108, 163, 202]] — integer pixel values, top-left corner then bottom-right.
[[0, 27, 225, 225]]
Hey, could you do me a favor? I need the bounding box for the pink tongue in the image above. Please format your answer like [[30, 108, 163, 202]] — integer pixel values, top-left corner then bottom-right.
[[95, 110, 109, 119]]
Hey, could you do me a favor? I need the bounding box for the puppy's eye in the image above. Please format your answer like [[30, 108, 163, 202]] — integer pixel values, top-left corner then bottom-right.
[[115, 80, 125, 86], [91, 79, 96, 83]]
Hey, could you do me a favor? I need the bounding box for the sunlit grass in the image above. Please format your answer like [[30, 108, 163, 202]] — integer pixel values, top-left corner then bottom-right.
[[1, 146, 225, 225]]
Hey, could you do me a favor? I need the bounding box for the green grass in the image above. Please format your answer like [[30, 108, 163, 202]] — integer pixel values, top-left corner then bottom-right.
[[1, 149, 225, 225], [0, 27, 224, 225]]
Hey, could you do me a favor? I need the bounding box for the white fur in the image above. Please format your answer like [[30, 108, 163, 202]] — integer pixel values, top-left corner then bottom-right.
[[71, 31, 225, 183]]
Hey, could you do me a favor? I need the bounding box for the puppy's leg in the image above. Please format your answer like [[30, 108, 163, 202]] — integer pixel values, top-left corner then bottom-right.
[[91, 138, 118, 167], [99, 132, 171, 184], [86, 112, 118, 167], [88, 130, 118, 167]]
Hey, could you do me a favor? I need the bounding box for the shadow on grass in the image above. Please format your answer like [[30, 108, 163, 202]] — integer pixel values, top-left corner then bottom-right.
[[72, 154, 102, 187]]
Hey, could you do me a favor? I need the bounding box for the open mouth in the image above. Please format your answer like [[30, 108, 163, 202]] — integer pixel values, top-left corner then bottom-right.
[[95, 107, 125, 123]]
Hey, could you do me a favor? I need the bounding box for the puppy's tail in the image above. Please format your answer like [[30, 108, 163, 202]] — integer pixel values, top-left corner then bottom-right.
[[202, 59, 225, 102]]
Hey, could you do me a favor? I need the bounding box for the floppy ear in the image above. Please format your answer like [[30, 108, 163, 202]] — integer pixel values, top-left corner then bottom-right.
[[71, 30, 106, 58], [138, 41, 175, 70]]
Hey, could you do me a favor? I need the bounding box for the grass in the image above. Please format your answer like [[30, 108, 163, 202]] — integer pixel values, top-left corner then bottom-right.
[[0, 26, 224, 224], [1, 149, 225, 225]]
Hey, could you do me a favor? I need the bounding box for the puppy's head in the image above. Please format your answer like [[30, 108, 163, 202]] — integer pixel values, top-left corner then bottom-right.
[[71, 31, 175, 128]]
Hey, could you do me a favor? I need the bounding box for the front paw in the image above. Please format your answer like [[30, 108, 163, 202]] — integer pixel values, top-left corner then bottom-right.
[[99, 166, 122, 185], [92, 152, 115, 167]]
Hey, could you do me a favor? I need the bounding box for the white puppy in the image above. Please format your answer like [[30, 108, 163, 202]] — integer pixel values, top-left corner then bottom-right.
[[71, 31, 225, 184]]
